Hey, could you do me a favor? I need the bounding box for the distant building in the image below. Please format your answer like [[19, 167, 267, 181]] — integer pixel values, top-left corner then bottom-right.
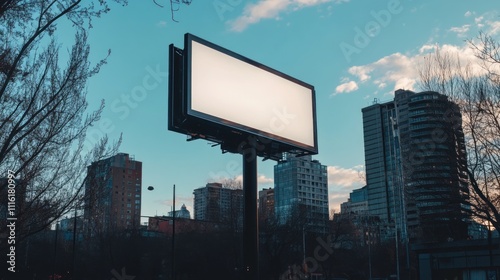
[[168, 203, 191, 219], [340, 186, 368, 215], [467, 221, 490, 240], [413, 238, 500, 279], [193, 183, 243, 229], [362, 90, 470, 243], [59, 216, 84, 232], [337, 186, 387, 248], [84, 153, 142, 235], [58, 216, 84, 242], [274, 153, 329, 233], [148, 216, 221, 234], [258, 188, 275, 223]]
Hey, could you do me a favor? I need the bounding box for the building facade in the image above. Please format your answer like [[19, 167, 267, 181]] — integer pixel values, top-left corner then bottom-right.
[[193, 182, 243, 229], [258, 188, 275, 223], [84, 153, 142, 235], [274, 153, 329, 233], [362, 89, 469, 243], [168, 203, 191, 219], [340, 186, 369, 215]]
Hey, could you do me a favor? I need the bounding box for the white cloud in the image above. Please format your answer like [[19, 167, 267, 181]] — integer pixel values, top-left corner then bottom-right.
[[156, 20, 167, 27], [229, 0, 345, 32], [337, 40, 491, 96], [329, 193, 350, 214], [258, 174, 274, 184], [487, 20, 500, 35], [469, 12, 500, 34], [327, 165, 365, 213], [449, 24, 471, 37], [394, 77, 417, 90], [327, 165, 365, 187], [376, 81, 387, 89], [348, 65, 372, 82], [419, 44, 437, 54], [228, 174, 274, 185], [464, 11, 473, 17], [475, 16, 485, 28], [334, 80, 358, 94], [347, 52, 419, 92]]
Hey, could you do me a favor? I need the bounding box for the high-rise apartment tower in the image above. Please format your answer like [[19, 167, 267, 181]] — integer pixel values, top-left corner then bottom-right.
[[362, 89, 469, 242], [274, 153, 329, 233], [84, 153, 142, 235]]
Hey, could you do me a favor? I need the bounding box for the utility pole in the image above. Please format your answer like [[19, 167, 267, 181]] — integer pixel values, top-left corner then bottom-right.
[[172, 184, 176, 280]]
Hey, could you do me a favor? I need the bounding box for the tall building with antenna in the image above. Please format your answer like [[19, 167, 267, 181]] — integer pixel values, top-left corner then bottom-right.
[[362, 89, 469, 243]]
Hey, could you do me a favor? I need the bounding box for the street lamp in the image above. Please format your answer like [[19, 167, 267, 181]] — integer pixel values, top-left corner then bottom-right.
[[148, 184, 176, 280]]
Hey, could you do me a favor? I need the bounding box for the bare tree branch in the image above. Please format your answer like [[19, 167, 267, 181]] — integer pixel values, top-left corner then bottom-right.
[[418, 32, 500, 234], [0, 0, 126, 246]]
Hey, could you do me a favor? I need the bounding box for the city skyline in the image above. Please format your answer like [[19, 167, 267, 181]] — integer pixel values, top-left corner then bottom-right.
[[54, 1, 500, 219], [3, 1, 500, 279]]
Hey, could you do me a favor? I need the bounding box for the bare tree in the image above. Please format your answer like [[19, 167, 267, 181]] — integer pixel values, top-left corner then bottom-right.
[[152, 0, 192, 22], [260, 207, 307, 280], [0, 0, 125, 245], [417, 32, 500, 233]]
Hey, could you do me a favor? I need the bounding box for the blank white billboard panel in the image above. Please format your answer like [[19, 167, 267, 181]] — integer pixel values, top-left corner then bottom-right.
[[188, 38, 316, 151]]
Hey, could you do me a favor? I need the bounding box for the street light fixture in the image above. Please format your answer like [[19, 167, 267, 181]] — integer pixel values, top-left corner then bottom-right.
[[147, 184, 175, 280]]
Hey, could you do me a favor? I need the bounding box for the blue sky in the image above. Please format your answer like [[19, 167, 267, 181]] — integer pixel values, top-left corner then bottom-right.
[[63, 0, 499, 219]]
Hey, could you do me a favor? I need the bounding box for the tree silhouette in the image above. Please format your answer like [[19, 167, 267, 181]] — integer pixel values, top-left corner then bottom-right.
[[0, 0, 124, 247], [153, 0, 193, 22], [418, 31, 500, 234]]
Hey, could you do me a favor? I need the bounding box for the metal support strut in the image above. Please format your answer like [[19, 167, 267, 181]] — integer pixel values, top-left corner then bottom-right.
[[243, 147, 259, 280]]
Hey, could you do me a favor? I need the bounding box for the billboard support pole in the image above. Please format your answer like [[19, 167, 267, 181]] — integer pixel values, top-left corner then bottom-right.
[[242, 146, 259, 280]]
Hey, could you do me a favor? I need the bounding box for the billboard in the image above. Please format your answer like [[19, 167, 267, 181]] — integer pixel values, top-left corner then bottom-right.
[[169, 33, 317, 158]]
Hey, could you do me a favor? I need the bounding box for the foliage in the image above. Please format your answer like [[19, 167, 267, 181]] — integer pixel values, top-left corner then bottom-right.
[[0, 0, 126, 244]]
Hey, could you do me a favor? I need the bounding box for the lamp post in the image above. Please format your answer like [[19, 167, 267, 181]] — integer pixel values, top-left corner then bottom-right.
[[148, 185, 176, 280], [367, 224, 372, 280], [172, 184, 175, 280], [52, 222, 59, 280], [72, 205, 78, 277]]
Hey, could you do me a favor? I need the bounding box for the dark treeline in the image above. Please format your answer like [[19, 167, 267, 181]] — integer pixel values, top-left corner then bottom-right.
[[2, 216, 418, 280]]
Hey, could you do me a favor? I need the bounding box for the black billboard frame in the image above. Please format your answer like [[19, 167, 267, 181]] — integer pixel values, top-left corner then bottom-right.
[[168, 33, 319, 280], [169, 33, 318, 161]]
